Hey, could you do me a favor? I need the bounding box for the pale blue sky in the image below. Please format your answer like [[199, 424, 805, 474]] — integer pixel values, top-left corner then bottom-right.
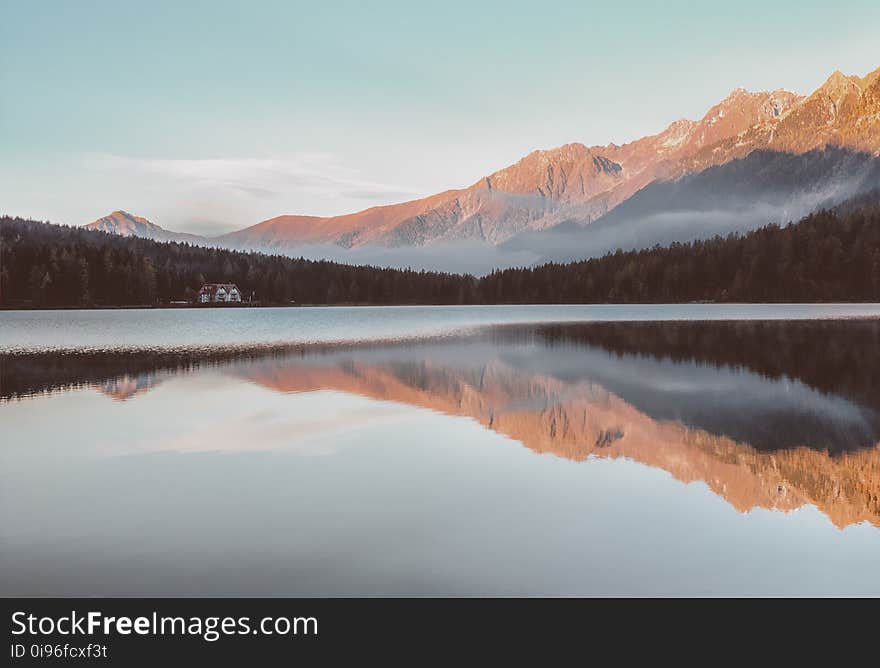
[[2, 0, 879, 234]]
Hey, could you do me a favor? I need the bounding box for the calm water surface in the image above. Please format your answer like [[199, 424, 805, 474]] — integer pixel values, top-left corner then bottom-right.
[[2, 305, 879, 595], [4, 303, 880, 351]]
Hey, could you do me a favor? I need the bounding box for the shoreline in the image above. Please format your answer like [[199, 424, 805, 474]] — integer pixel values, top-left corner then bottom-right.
[[3, 299, 880, 311]]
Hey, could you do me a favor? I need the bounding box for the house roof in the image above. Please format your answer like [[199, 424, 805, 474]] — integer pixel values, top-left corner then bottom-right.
[[198, 283, 240, 297]]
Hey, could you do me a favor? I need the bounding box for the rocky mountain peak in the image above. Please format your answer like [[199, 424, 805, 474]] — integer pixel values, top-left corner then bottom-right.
[[813, 69, 862, 103], [87, 210, 157, 235], [862, 66, 880, 89], [85, 211, 201, 243]]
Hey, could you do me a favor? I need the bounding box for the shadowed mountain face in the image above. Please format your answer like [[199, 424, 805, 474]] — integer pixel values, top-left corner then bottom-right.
[[83, 66, 879, 262], [5, 320, 879, 528], [503, 147, 880, 263]]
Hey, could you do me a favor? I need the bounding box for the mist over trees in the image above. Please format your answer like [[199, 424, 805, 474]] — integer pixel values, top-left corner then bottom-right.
[[1, 193, 879, 307], [0, 219, 469, 307]]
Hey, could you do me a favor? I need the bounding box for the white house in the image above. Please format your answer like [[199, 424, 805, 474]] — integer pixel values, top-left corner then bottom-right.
[[198, 283, 242, 303]]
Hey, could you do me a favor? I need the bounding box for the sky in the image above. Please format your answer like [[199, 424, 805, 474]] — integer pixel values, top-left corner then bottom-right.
[[2, 0, 879, 235]]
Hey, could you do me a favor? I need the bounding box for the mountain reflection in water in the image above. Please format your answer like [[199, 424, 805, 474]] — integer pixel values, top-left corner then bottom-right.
[[3, 319, 879, 529]]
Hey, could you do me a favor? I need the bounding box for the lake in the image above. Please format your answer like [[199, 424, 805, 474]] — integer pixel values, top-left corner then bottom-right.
[[2, 305, 879, 595], [4, 303, 880, 352]]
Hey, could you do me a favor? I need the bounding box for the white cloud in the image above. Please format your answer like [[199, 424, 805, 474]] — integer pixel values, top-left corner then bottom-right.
[[79, 153, 424, 234]]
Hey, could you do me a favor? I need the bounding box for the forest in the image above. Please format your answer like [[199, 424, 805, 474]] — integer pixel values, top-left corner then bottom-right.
[[1, 193, 879, 307], [532, 319, 880, 418]]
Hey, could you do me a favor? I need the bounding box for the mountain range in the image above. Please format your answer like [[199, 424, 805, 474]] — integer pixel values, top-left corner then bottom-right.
[[84, 65, 880, 271]]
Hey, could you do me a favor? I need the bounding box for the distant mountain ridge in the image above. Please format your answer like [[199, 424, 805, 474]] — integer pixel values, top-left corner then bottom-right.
[[85, 210, 202, 244], [83, 65, 880, 260], [216, 86, 809, 249], [504, 146, 880, 263]]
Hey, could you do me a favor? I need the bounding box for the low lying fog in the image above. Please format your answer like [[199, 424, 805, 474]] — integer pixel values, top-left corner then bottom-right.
[[229, 150, 880, 276]]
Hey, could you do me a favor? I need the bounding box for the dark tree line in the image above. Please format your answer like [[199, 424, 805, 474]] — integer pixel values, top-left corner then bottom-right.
[[0, 219, 470, 307], [482, 203, 880, 304], [2, 194, 880, 307], [5, 319, 879, 418], [0, 347, 297, 400], [532, 319, 880, 414]]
